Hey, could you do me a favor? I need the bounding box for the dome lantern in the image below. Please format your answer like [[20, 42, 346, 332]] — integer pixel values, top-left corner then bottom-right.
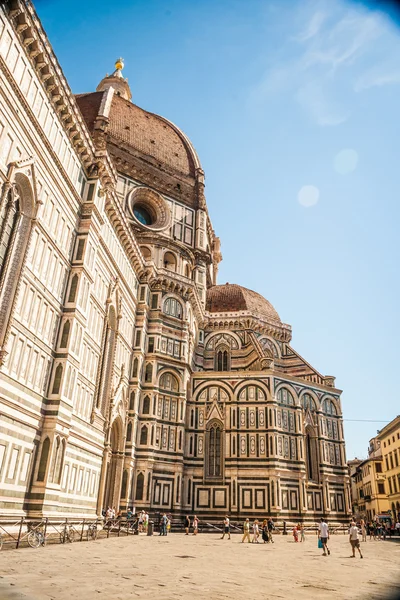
[[96, 58, 132, 101]]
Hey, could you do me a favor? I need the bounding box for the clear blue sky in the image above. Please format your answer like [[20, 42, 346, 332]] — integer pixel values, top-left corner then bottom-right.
[[36, 0, 400, 459]]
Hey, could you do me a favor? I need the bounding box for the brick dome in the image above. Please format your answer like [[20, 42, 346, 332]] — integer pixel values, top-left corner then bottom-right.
[[206, 283, 281, 323], [76, 92, 200, 177]]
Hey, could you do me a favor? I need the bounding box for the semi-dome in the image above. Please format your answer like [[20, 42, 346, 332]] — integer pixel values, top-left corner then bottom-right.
[[206, 283, 281, 324]]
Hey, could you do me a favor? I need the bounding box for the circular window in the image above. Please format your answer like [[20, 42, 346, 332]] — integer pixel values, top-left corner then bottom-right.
[[134, 204, 153, 226], [127, 187, 171, 231]]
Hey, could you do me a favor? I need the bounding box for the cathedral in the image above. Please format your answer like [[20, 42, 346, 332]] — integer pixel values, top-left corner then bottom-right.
[[0, 0, 350, 523]]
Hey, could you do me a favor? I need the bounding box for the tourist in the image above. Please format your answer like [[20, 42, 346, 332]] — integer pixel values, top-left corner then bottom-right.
[[106, 506, 112, 520], [267, 518, 275, 543], [127, 507, 134, 531], [242, 518, 251, 543], [221, 515, 231, 540], [292, 524, 298, 542], [252, 519, 260, 543], [318, 517, 330, 556], [138, 511, 143, 533], [299, 523, 306, 542], [167, 515, 171, 534], [360, 518, 366, 542], [262, 519, 269, 543], [395, 520, 400, 536], [369, 521, 375, 540], [349, 520, 363, 559], [144, 511, 149, 534], [159, 513, 168, 536], [184, 515, 191, 535], [193, 515, 199, 535]]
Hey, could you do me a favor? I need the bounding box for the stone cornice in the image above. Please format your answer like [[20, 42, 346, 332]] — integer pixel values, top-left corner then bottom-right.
[[5, 1, 95, 165]]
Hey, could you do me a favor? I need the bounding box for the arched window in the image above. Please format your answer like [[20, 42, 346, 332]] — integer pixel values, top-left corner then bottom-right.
[[135, 472, 144, 500], [277, 388, 294, 405], [52, 364, 63, 395], [305, 425, 319, 483], [302, 393, 317, 412], [143, 396, 150, 414], [37, 437, 50, 482], [141, 246, 151, 260], [132, 358, 138, 378], [140, 425, 148, 445], [95, 305, 117, 416], [215, 346, 231, 371], [159, 372, 179, 392], [68, 274, 78, 303], [179, 430, 182, 450], [129, 391, 135, 411], [127, 422, 132, 442], [0, 191, 20, 277], [59, 321, 71, 349], [121, 470, 128, 498], [322, 399, 337, 415], [206, 420, 223, 478], [50, 436, 60, 483], [164, 297, 183, 319], [56, 439, 66, 484], [164, 251, 177, 271], [0, 175, 38, 365], [144, 363, 153, 382]]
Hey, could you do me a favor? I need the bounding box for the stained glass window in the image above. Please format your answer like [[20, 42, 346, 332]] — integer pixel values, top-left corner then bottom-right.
[[133, 204, 152, 226]]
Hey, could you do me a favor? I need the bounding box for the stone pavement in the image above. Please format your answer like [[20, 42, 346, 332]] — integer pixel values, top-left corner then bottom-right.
[[0, 533, 399, 599]]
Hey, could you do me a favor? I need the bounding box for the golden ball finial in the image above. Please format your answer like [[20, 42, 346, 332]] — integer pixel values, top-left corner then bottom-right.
[[115, 58, 124, 71]]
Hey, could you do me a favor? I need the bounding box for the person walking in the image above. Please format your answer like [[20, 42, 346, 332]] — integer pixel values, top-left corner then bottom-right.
[[360, 518, 366, 542], [318, 517, 330, 556], [221, 516, 231, 540], [184, 515, 191, 535], [262, 519, 269, 543], [252, 520, 260, 543], [138, 511, 143, 533], [242, 518, 251, 543], [267, 518, 275, 543], [193, 515, 199, 535], [292, 524, 298, 542], [299, 523, 306, 542], [349, 521, 363, 559]]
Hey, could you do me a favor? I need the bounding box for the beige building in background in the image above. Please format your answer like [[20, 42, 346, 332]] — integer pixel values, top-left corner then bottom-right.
[[377, 415, 400, 522], [0, 0, 350, 523], [350, 437, 389, 521]]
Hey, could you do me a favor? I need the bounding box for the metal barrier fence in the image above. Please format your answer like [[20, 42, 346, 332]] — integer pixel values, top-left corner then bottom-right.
[[0, 517, 352, 550], [0, 517, 138, 551]]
